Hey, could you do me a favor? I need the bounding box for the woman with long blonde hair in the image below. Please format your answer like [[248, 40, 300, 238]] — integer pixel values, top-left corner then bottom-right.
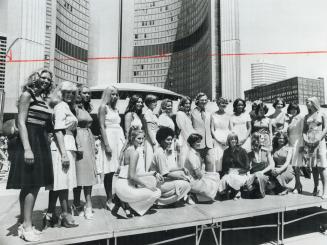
[[98, 86, 125, 210]]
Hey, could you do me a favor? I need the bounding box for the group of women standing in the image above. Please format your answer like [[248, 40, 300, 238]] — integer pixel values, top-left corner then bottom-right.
[[6, 70, 327, 242]]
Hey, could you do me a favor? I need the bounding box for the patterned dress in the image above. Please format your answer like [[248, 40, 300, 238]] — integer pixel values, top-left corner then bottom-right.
[[230, 113, 252, 152], [7, 90, 53, 189]]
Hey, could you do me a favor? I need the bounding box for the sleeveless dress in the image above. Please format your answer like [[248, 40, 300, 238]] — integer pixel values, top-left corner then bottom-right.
[[211, 112, 231, 171], [50, 101, 78, 191], [272, 146, 294, 187], [75, 107, 97, 186], [230, 113, 251, 152], [114, 147, 161, 216], [7, 91, 53, 189], [184, 148, 220, 201], [303, 111, 327, 168], [99, 106, 125, 174], [287, 114, 304, 167], [269, 112, 288, 135], [144, 108, 159, 171]]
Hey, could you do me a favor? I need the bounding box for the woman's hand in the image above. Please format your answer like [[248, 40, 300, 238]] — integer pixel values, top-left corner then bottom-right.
[[61, 153, 70, 171], [271, 168, 280, 177], [105, 145, 112, 157], [155, 173, 164, 184], [24, 149, 34, 165]]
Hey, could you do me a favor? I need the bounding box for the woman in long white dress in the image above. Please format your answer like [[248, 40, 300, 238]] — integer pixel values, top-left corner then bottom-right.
[[176, 97, 195, 167], [211, 97, 231, 172], [98, 86, 125, 210], [286, 103, 304, 193], [115, 128, 162, 216], [230, 98, 252, 152]]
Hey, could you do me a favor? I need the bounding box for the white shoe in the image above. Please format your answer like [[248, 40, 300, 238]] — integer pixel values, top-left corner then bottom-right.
[[84, 207, 94, 220], [20, 226, 41, 242]]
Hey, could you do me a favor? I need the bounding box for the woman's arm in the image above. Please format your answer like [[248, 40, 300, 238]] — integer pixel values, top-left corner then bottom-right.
[[124, 112, 133, 135], [146, 122, 157, 146], [260, 151, 274, 174], [54, 130, 70, 168], [17, 92, 34, 164], [210, 114, 220, 143], [273, 148, 293, 175], [318, 113, 327, 142], [98, 105, 111, 153], [128, 150, 157, 191], [268, 119, 273, 144]]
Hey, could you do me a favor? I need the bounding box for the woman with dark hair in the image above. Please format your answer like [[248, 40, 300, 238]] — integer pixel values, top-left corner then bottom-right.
[[44, 81, 79, 229], [150, 127, 191, 206], [98, 86, 125, 210], [185, 133, 220, 202], [124, 94, 144, 133], [252, 102, 272, 151], [7, 69, 54, 241], [176, 96, 195, 167], [218, 133, 250, 198], [144, 94, 159, 171], [267, 132, 294, 195], [287, 103, 304, 193], [268, 98, 288, 134], [115, 127, 161, 216], [230, 98, 252, 152], [303, 97, 327, 198], [211, 97, 231, 172], [72, 85, 97, 219]]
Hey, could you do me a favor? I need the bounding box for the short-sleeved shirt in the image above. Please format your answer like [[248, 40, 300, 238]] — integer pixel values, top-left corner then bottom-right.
[[53, 101, 78, 151], [150, 147, 176, 176]]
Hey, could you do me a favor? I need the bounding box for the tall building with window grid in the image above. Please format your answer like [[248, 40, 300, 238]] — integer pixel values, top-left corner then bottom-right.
[[132, 0, 220, 100], [48, 0, 89, 85], [0, 35, 6, 90], [251, 62, 287, 88]]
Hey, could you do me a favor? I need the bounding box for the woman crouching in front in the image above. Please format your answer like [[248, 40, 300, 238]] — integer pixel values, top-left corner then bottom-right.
[[114, 127, 162, 217]]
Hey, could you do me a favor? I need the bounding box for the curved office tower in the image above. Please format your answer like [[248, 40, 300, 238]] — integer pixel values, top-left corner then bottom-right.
[[54, 0, 89, 85], [133, 0, 216, 99]]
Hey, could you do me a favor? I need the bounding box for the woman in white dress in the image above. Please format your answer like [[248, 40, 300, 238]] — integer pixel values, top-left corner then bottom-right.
[[286, 103, 304, 193], [115, 127, 162, 216], [230, 98, 252, 152], [45, 81, 79, 228], [303, 97, 327, 199], [185, 133, 220, 202], [176, 96, 195, 167], [124, 94, 144, 133], [211, 97, 231, 173], [98, 86, 125, 210], [144, 94, 159, 171]]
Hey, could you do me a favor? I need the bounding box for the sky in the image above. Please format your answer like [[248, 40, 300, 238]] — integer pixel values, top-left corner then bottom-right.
[[238, 0, 327, 99]]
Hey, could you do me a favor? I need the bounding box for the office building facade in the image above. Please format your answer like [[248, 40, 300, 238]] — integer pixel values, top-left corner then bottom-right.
[[220, 0, 240, 100], [53, 0, 89, 85], [132, 0, 219, 99], [245, 77, 325, 105], [251, 62, 287, 88]]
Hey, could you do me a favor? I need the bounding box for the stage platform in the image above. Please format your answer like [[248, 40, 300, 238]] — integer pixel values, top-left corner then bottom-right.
[[1, 185, 327, 245]]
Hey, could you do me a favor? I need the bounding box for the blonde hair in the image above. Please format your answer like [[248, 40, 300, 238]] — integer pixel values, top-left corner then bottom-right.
[[49, 81, 77, 108], [100, 86, 118, 109]]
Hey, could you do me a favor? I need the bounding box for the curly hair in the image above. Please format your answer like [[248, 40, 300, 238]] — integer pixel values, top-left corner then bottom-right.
[[48, 81, 77, 108], [159, 98, 172, 115], [127, 126, 144, 145], [233, 98, 246, 113], [22, 68, 54, 98], [156, 127, 175, 147], [255, 102, 269, 116], [125, 94, 143, 115]]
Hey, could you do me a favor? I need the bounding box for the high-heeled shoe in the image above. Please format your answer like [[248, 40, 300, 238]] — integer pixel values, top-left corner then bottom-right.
[[61, 214, 79, 228], [42, 213, 60, 230], [19, 226, 40, 242], [292, 185, 303, 194], [111, 203, 128, 219], [71, 204, 84, 217], [313, 187, 320, 196], [106, 200, 115, 211]]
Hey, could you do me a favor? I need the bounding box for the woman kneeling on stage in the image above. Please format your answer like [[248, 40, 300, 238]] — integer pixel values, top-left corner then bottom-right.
[[114, 127, 162, 216], [184, 133, 220, 202], [150, 127, 191, 206]]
